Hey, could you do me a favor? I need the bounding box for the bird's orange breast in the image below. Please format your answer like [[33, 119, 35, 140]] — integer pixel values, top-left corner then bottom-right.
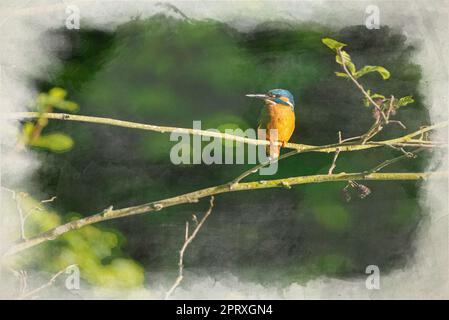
[[263, 104, 296, 143]]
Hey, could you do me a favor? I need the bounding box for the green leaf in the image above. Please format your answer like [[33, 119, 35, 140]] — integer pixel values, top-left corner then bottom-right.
[[49, 87, 67, 100], [28, 133, 74, 152], [371, 93, 386, 100], [322, 38, 347, 51], [335, 51, 356, 74], [354, 65, 390, 80], [335, 72, 350, 78], [397, 96, 414, 107]]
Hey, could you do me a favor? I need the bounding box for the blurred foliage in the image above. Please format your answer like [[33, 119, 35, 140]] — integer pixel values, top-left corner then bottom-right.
[[19, 15, 431, 287], [6, 193, 144, 292]]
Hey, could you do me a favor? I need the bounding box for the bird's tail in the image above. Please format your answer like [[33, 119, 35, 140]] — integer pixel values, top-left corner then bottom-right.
[[266, 142, 281, 159]]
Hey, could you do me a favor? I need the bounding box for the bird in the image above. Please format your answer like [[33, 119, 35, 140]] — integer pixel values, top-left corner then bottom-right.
[[246, 89, 296, 159]]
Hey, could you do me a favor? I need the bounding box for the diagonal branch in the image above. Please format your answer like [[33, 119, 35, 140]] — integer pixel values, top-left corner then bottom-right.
[[337, 48, 388, 123], [367, 148, 424, 174], [2, 171, 447, 258]]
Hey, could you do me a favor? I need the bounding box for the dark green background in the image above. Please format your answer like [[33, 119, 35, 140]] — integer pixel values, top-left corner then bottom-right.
[[28, 16, 429, 285]]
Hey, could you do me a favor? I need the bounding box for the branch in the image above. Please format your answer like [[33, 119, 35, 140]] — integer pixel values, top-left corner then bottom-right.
[[2, 171, 446, 258], [1, 189, 57, 240], [165, 196, 214, 299], [7, 267, 28, 296], [2, 113, 447, 257], [328, 131, 342, 175], [230, 121, 445, 186], [6, 111, 443, 191], [328, 150, 341, 175], [4, 112, 447, 153]]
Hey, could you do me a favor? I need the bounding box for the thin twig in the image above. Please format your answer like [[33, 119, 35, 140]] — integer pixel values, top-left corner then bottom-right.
[[229, 140, 344, 188], [165, 196, 215, 299], [389, 120, 407, 129], [337, 52, 407, 145], [229, 122, 443, 188], [361, 117, 383, 144], [17, 265, 74, 300], [373, 141, 442, 148], [155, 2, 191, 21], [7, 267, 28, 296], [328, 131, 342, 175]]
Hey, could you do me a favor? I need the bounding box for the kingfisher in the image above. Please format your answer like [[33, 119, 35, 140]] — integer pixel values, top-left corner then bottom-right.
[[246, 89, 296, 159]]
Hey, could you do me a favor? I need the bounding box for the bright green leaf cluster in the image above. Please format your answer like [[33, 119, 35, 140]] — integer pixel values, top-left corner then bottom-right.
[[10, 195, 145, 292], [354, 65, 390, 80]]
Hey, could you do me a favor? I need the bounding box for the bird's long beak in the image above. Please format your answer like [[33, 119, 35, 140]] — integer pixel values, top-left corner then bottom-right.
[[245, 93, 269, 99]]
